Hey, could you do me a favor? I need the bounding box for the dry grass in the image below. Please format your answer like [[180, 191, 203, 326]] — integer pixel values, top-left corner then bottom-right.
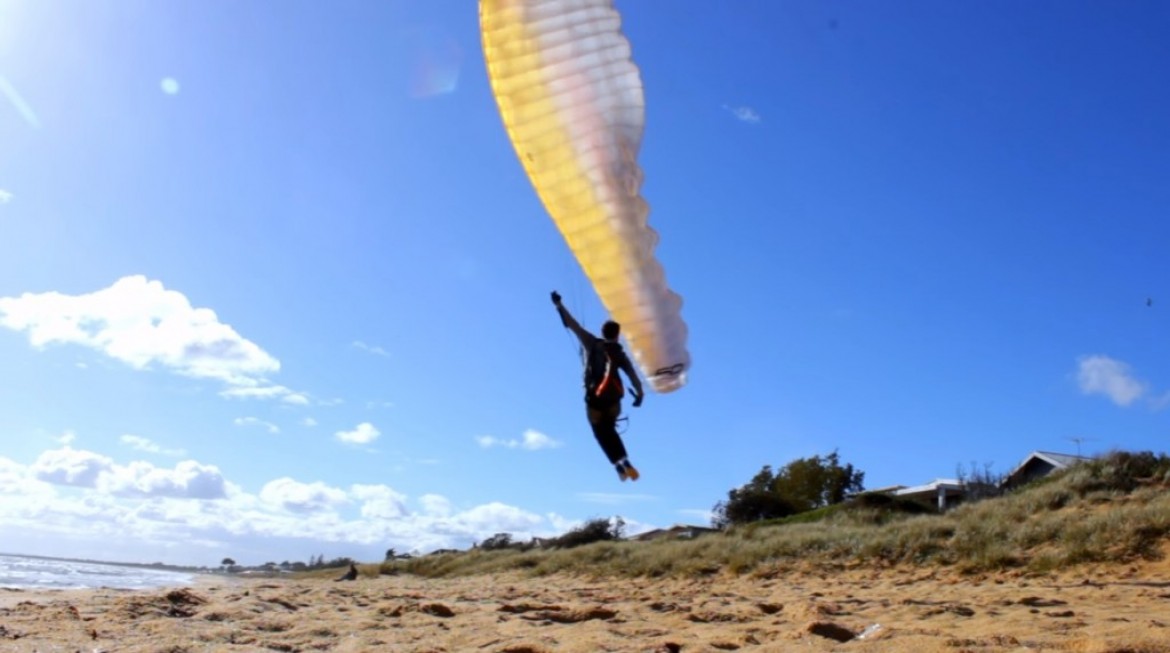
[[380, 450, 1170, 580]]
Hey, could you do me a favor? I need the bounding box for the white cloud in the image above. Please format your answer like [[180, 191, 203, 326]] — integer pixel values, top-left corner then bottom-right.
[[98, 460, 226, 499], [1151, 391, 1170, 412], [475, 435, 504, 448], [30, 447, 225, 499], [221, 384, 310, 405], [260, 477, 348, 514], [0, 276, 311, 404], [1076, 355, 1147, 406], [55, 430, 76, 446], [233, 417, 280, 435], [546, 512, 580, 533], [351, 484, 408, 520], [335, 422, 379, 445], [722, 104, 761, 124], [0, 456, 52, 496], [31, 447, 113, 488], [0, 189, 12, 204], [302, 417, 318, 427], [456, 502, 545, 533], [419, 494, 451, 517], [0, 458, 22, 489], [120, 434, 187, 456], [475, 429, 562, 450], [521, 429, 562, 450], [0, 446, 618, 566], [352, 341, 389, 357]]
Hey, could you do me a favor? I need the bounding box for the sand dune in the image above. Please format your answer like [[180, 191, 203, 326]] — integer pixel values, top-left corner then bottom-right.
[[1, 560, 1168, 652]]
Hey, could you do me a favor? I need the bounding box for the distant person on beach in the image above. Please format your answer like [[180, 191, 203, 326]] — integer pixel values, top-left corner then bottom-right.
[[334, 563, 358, 582]]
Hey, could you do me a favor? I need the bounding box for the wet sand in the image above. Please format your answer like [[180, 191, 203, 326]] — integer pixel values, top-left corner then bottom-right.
[[1, 559, 1168, 652]]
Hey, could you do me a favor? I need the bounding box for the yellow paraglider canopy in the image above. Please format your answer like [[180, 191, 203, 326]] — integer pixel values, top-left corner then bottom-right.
[[480, 0, 691, 393]]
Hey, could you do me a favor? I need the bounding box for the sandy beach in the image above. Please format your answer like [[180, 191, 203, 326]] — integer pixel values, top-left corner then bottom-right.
[[1, 556, 1168, 653]]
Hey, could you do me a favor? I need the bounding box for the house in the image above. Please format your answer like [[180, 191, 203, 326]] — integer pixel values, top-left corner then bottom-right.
[[633, 524, 719, 542], [871, 450, 1092, 512], [891, 478, 966, 511], [1001, 450, 1091, 490]]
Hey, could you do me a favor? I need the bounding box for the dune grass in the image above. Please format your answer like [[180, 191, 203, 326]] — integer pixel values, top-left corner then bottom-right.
[[380, 450, 1170, 580]]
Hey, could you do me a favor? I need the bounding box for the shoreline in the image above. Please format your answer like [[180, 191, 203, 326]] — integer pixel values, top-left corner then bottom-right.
[[0, 571, 234, 609], [0, 551, 208, 576]]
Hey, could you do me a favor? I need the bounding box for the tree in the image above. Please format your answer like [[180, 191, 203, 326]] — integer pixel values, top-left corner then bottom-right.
[[479, 533, 514, 550], [385, 548, 397, 561], [712, 450, 865, 528], [955, 460, 1004, 503], [221, 557, 236, 567], [772, 450, 865, 512], [711, 466, 796, 528]]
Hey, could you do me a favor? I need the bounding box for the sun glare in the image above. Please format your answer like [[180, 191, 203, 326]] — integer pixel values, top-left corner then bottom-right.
[[0, 0, 26, 57]]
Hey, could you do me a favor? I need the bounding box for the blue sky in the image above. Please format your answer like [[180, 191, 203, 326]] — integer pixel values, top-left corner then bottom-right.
[[1, 0, 1167, 567]]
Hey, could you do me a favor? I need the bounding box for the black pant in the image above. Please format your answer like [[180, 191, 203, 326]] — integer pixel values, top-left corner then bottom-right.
[[586, 400, 627, 464]]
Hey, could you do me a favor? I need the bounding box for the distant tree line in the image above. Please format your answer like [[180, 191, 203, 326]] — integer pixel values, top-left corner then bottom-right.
[[475, 517, 625, 552], [218, 554, 354, 572]]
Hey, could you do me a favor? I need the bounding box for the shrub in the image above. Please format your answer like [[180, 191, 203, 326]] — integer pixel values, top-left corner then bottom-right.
[[552, 517, 624, 549]]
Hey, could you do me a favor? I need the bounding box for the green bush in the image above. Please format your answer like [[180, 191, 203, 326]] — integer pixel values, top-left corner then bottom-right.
[[552, 517, 624, 549]]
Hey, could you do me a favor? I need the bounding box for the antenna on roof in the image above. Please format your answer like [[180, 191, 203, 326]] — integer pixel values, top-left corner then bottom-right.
[[1065, 436, 1096, 457]]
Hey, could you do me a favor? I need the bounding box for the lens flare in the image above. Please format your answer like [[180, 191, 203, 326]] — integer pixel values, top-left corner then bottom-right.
[[405, 28, 461, 99], [0, 75, 40, 128]]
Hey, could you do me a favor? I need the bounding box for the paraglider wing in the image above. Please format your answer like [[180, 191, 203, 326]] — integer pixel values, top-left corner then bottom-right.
[[480, 0, 691, 393]]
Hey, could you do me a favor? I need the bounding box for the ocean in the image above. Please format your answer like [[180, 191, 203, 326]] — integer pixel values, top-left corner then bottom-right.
[[0, 554, 196, 591]]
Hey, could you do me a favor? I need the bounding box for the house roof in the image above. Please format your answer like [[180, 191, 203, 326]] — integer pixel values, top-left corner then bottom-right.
[[632, 524, 718, 541], [893, 478, 964, 496], [1004, 450, 1092, 481], [864, 484, 907, 494]]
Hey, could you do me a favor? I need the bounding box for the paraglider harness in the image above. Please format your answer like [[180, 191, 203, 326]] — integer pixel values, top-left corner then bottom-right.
[[584, 340, 626, 408], [582, 339, 631, 434]]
